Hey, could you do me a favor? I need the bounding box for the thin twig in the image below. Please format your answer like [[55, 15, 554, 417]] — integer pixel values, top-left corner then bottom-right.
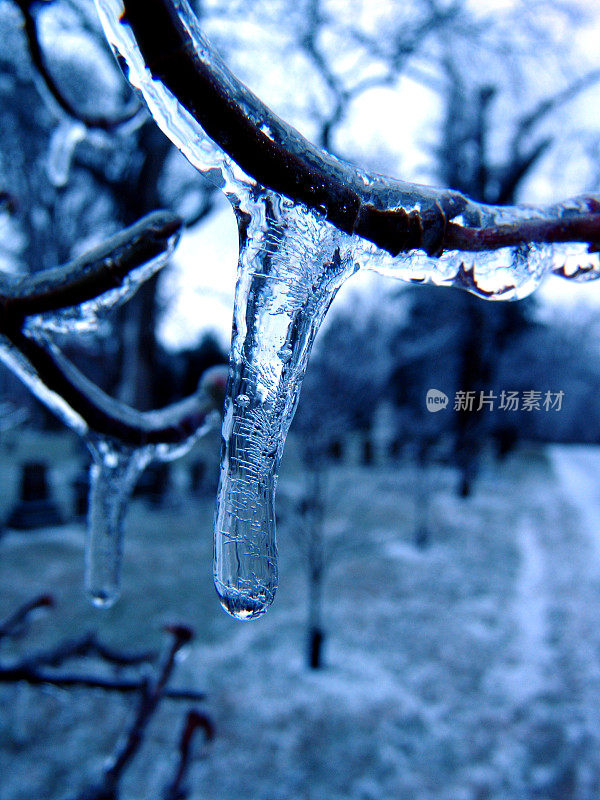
[[0, 667, 206, 702], [162, 709, 215, 800], [14, 0, 142, 131], [20, 631, 155, 670], [100, 626, 195, 792]]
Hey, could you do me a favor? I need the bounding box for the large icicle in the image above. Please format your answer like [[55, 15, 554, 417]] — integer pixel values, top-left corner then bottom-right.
[[214, 195, 355, 617]]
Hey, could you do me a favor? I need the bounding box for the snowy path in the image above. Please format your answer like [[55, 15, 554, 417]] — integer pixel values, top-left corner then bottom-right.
[[490, 517, 555, 708], [549, 445, 600, 565], [525, 446, 600, 795]]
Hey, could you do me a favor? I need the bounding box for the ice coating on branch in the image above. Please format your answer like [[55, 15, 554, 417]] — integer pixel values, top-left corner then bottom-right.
[[0, 334, 89, 436], [214, 195, 355, 618], [85, 438, 151, 607], [95, 0, 250, 197], [0, 324, 220, 607], [356, 200, 600, 298], [94, 0, 600, 618], [24, 239, 179, 336]]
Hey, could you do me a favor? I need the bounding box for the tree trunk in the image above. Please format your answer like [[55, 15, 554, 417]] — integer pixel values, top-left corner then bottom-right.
[[307, 568, 325, 670]]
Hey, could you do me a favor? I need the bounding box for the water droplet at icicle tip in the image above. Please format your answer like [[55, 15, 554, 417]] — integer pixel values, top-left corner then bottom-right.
[[89, 587, 119, 609], [215, 584, 275, 620]]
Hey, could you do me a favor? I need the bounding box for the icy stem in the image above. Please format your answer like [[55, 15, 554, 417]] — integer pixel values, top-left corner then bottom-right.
[[85, 438, 151, 607], [214, 196, 355, 618]]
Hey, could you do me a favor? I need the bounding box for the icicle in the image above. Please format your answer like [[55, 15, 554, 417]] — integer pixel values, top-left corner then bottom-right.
[[214, 196, 355, 618], [46, 119, 86, 188], [85, 438, 151, 607]]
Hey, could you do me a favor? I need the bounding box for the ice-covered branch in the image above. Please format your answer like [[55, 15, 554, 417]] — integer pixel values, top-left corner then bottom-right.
[[5, 326, 221, 446], [103, 0, 600, 261], [0, 211, 227, 607], [1, 211, 181, 319], [0, 211, 228, 446], [444, 198, 600, 252]]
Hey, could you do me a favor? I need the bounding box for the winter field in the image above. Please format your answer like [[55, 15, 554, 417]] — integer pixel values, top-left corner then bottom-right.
[[1, 440, 600, 800]]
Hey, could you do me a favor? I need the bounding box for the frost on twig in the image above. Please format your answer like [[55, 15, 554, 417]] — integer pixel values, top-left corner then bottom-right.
[[94, 0, 600, 619]]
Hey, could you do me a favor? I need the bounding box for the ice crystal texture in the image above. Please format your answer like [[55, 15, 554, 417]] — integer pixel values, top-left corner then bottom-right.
[[24, 234, 180, 337], [95, 0, 600, 618], [214, 195, 355, 617]]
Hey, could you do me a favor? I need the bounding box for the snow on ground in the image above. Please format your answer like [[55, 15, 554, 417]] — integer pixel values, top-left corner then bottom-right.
[[549, 445, 600, 567], [2, 446, 600, 799]]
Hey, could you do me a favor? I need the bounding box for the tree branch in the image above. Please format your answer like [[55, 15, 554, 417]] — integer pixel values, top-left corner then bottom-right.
[[0, 666, 206, 701], [119, 0, 464, 258], [0, 211, 226, 447], [19, 631, 155, 670], [0, 600, 205, 704], [445, 202, 600, 251], [513, 68, 600, 152], [116, 0, 600, 261], [162, 709, 215, 800], [0, 211, 182, 317], [14, 0, 143, 130], [101, 625, 195, 792], [0, 600, 211, 799]]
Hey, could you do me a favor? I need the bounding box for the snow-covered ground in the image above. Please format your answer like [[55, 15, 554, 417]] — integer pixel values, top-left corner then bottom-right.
[[2, 445, 600, 799]]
